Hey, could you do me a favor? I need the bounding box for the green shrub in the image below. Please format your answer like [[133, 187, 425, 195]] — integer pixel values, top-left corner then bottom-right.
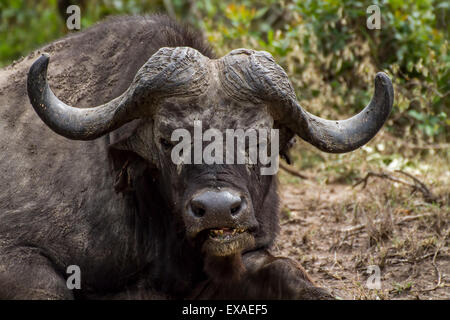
[[1, 0, 448, 145]]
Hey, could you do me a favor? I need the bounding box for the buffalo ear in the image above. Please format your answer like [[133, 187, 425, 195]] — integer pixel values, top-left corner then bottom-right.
[[276, 124, 296, 165], [280, 137, 296, 165], [108, 140, 156, 194], [108, 140, 148, 193], [107, 120, 158, 193]]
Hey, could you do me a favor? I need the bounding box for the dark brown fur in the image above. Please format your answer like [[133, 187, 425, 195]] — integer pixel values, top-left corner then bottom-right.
[[0, 15, 332, 299]]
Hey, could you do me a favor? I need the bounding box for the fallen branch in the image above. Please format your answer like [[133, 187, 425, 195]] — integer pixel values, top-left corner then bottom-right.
[[353, 172, 408, 189], [340, 213, 435, 233], [387, 252, 435, 265], [353, 170, 439, 203], [280, 217, 309, 226], [411, 246, 444, 293], [397, 213, 436, 224], [424, 248, 442, 291], [279, 162, 309, 180], [395, 170, 439, 203]]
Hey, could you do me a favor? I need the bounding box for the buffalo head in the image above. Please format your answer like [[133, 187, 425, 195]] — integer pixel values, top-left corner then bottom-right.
[[27, 47, 393, 265]]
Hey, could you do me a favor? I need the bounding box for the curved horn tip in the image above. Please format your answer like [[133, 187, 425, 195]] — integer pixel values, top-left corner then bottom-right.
[[40, 52, 50, 59], [28, 53, 51, 86], [375, 72, 392, 86], [374, 71, 394, 107], [33, 53, 50, 71]]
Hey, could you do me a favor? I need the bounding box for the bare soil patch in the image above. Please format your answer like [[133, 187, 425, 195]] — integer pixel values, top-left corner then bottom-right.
[[273, 175, 449, 300]]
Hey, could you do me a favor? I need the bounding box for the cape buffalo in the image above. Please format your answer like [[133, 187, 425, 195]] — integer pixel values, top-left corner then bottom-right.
[[0, 15, 393, 299]]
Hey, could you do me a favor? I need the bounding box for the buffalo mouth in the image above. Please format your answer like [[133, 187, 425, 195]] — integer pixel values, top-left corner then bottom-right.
[[208, 227, 246, 240], [201, 227, 255, 257]]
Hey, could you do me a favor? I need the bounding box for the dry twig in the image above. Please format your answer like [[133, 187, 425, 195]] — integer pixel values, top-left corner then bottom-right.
[[395, 170, 439, 203], [279, 162, 309, 180], [340, 213, 435, 233], [353, 170, 439, 203], [411, 246, 444, 293]]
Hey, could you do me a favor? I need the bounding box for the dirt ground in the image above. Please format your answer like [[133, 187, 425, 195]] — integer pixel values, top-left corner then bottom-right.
[[272, 169, 449, 300]]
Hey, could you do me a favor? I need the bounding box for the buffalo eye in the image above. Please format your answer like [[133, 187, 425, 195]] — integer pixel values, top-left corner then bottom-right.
[[160, 138, 173, 151]]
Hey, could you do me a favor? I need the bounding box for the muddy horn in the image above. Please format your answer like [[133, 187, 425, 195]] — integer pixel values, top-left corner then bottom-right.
[[286, 72, 394, 153], [222, 50, 394, 153], [27, 47, 209, 140]]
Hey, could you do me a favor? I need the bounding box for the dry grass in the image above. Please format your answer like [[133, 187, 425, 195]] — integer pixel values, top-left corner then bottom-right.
[[273, 139, 449, 300]]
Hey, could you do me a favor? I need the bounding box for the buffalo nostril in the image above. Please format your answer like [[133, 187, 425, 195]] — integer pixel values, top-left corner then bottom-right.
[[193, 207, 206, 217], [230, 204, 240, 214], [230, 201, 242, 215], [190, 200, 206, 217]]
